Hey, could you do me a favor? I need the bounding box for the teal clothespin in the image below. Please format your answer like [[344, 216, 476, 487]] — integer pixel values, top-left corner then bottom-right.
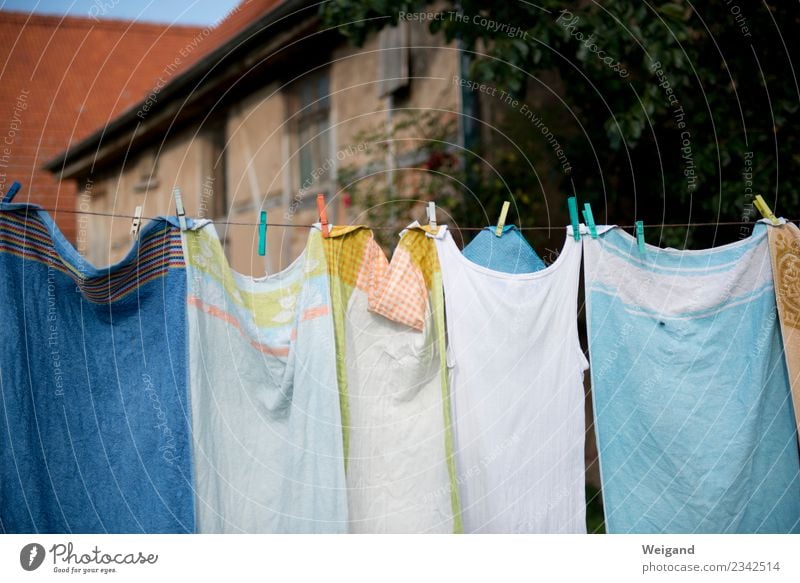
[[495, 201, 510, 237], [173, 187, 187, 231], [567, 196, 580, 241], [635, 220, 645, 253], [258, 211, 267, 256], [3, 181, 21, 203], [582, 203, 597, 239]]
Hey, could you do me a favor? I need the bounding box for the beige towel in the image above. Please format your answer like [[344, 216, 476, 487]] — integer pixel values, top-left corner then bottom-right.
[[768, 222, 800, 434]]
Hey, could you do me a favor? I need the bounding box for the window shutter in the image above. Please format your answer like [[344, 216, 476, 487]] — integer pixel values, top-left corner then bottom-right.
[[378, 22, 409, 98]]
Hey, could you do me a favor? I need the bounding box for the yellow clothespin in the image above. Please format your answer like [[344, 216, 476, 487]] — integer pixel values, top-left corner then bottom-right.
[[753, 195, 779, 225], [495, 201, 510, 237], [130, 206, 143, 239]]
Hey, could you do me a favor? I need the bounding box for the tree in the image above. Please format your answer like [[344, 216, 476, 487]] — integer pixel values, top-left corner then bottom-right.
[[322, 0, 800, 249]]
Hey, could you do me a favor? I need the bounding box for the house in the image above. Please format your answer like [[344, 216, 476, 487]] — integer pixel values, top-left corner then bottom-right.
[[45, 0, 461, 275], [0, 10, 206, 241]]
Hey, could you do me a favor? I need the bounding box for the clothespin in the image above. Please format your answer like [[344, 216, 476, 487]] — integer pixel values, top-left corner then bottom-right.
[[753, 195, 780, 225], [635, 220, 645, 253], [567, 196, 580, 241], [130, 206, 143, 239], [495, 201, 510, 237], [316, 193, 329, 237], [427, 201, 437, 229], [2, 181, 21, 203], [258, 211, 267, 256], [173, 187, 187, 230], [582, 203, 598, 239]]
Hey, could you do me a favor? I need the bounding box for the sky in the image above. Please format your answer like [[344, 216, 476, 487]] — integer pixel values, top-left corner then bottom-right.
[[0, 0, 242, 25]]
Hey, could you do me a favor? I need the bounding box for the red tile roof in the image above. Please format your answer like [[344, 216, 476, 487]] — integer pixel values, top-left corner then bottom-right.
[[0, 11, 204, 240], [0, 1, 286, 241], [198, 0, 284, 61]]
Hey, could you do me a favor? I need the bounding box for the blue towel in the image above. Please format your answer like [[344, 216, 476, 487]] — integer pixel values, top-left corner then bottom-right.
[[0, 203, 194, 533], [462, 226, 545, 274], [584, 223, 800, 533]]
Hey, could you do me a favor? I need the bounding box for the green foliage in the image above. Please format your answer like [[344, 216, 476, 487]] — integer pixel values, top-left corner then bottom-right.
[[586, 484, 606, 534], [336, 110, 462, 249], [322, 0, 800, 248]]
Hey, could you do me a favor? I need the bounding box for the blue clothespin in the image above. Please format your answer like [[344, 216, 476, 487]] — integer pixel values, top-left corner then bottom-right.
[[173, 187, 187, 231], [582, 203, 598, 239], [3, 181, 21, 203], [635, 220, 645, 253], [495, 201, 511, 237], [567, 196, 580, 241], [258, 211, 267, 256]]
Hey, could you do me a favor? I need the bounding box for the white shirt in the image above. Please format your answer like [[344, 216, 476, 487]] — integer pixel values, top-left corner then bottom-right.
[[434, 226, 588, 533]]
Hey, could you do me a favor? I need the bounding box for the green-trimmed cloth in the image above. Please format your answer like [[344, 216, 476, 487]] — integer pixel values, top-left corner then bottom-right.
[[323, 223, 462, 533]]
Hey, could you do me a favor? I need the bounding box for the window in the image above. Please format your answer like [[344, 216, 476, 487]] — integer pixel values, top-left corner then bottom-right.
[[289, 69, 332, 200]]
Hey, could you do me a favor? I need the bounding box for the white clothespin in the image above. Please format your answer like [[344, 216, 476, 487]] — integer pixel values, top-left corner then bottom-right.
[[427, 201, 437, 229], [130, 206, 143, 239], [174, 187, 187, 230]]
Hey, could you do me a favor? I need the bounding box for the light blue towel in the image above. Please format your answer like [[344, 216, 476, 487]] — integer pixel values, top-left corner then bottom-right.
[[584, 223, 800, 533], [0, 203, 194, 533], [462, 225, 545, 273]]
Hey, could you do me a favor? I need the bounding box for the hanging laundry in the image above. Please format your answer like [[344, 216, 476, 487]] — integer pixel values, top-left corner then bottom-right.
[[462, 225, 546, 274], [434, 225, 588, 533], [767, 221, 800, 434], [0, 203, 194, 533], [323, 224, 461, 533], [183, 222, 347, 533], [584, 222, 800, 533]]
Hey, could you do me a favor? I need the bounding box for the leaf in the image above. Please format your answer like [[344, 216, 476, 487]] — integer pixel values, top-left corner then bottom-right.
[[658, 3, 686, 21]]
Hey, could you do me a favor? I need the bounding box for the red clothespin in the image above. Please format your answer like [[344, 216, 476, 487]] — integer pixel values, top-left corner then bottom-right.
[[316, 193, 329, 238]]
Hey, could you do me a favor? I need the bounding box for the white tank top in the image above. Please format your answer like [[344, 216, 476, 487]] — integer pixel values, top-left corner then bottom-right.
[[433, 226, 588, 533]]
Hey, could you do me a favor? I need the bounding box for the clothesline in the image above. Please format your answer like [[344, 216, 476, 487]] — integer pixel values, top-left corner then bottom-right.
[[21, 207, 792, 231]]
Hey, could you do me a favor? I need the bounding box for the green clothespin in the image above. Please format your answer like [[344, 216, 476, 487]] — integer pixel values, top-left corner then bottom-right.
[[495, 201, 510, 237], [753, 195, 780, 225], [567, 196, 580, 241], [582, 203, 597, 239], [635, 221, 645, 253], [258, 211, 267, 256]]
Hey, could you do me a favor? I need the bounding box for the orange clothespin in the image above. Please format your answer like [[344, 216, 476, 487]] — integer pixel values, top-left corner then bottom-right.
[[316, 194, 329, 237]]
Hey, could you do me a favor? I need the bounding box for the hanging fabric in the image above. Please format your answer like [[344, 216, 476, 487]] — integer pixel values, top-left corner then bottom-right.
[[0, 203, 195, 533], [584, 222, 800, 533], [461, 225, 546, 274], [434, 224, 587, 533], [766, 221, 800, 435], [322, 224, 462, 533], [183, 221, 347, 533]]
